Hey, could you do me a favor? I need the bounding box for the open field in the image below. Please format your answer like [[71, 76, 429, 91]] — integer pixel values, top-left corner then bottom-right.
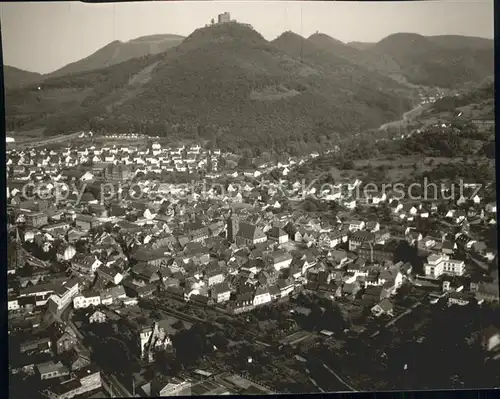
[[7, 130, 82, 149], [93, 137, 149, 146]]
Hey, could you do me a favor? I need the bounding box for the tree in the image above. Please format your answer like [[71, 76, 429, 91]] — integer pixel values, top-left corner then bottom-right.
[[339, 159, 354, 170], [238, 156, 252, 169], [302, 199, 318, 213], [269, 169, 281, 182]]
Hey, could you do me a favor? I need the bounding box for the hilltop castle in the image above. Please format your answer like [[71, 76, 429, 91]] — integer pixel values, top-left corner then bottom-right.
[[208, 12, 232, 26]]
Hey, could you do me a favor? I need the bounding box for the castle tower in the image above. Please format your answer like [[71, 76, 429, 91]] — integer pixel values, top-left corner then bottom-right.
[[226, 213, 239, 243]]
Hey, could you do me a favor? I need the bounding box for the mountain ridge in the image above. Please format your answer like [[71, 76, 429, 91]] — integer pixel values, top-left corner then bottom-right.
[[5, 24, 493, 156], [3, 34, 186, 89], [6, 23, 414, 156], [48, 34, 185, 78], [3, 66, 44, 90]]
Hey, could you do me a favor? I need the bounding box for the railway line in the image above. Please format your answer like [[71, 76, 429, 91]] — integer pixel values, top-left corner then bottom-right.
[[140, 297, 225, 330]]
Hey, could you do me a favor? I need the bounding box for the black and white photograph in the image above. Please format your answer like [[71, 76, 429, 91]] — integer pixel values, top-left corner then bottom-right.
[[2, 0, 497, 397]]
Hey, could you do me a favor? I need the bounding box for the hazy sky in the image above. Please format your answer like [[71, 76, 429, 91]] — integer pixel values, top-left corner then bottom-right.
[[0, 1, 494, 74]]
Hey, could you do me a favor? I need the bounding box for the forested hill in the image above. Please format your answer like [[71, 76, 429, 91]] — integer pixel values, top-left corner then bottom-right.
[[5, 25, 494, 156], [6, 22, 413, 156]]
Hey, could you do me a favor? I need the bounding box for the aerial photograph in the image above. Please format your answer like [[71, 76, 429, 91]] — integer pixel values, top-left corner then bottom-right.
[[2, 0, 498, 397]]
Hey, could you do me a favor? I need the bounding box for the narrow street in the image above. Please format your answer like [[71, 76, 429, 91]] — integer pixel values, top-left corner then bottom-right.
[[306, 354, 358, 392], [322, 363, 358, 392]]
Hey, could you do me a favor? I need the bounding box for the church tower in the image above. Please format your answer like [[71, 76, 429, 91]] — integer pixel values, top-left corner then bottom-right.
[[226, 213, 239, 243]]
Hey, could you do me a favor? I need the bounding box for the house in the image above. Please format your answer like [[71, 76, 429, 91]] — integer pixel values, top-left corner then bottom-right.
[[446, 210, 467, 224], [89, 310, 107, 324], [185, 221, 210, 243], [349, 231, 375, 251], [48, 278, 80, 313], [20, 337, 52, 355], [70, 352, 92, 372], [424, 254, 465, 278], [211, 282, 231, 303], [55, 328, 78, 354], [126, 282, 157, 298], [43, 366, 102, 398], [36, 361, 70, 380], [96, 265, 124, 285], [366, 221, 380, 233], [348, 220, 365, 232], [277, 277, 295, 297], [131, 263, 161, 284], [100, 286, 127, 305], [447, 291, 473, 306], [269, 250, 293, 271], [75, 214, 99, 230], [371, 299, 394, 317], [73, 291, 101, 309], [253, 286, 272, 306], [205, 268, 225, 287], [343, 198, 357, 210], [8, 298, 19, 312], [418, 236, 437, 250], [267, 227, 289, 244], [485, 203, 497, 213], [289, 257, 312, 277], [71, 255, 102, 277], [26, 212, 48, 228], [326, 231, 348, 248], [401, 204, 418, 218], [132, 249, 169, 267], [18, 282, 56, 306]]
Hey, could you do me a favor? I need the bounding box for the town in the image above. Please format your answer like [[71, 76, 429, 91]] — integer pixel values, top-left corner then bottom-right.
[[6, 126, 499, 397], [4, 1, 498, 397]]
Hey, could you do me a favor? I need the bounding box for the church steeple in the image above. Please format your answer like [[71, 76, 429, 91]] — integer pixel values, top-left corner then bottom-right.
[[226, 210, 239, 243]]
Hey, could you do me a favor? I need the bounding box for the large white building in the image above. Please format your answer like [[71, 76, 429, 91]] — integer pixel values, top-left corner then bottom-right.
[[73, 292, 101, 309], [424, 254, 465, 278], [49, 278, 80, 312]]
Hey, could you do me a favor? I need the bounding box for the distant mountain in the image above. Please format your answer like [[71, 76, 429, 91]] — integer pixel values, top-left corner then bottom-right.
[[370, 33, 494, 88], [305, 33, 403, 79], [426, 35, 494, 50], [3, 66, 43, 90], [347, 41, 375, 51], [48, 34, 185, 77], [6, 22, 412, 156], [6, 27, 493, 155], [3, 34, 185, 91]]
